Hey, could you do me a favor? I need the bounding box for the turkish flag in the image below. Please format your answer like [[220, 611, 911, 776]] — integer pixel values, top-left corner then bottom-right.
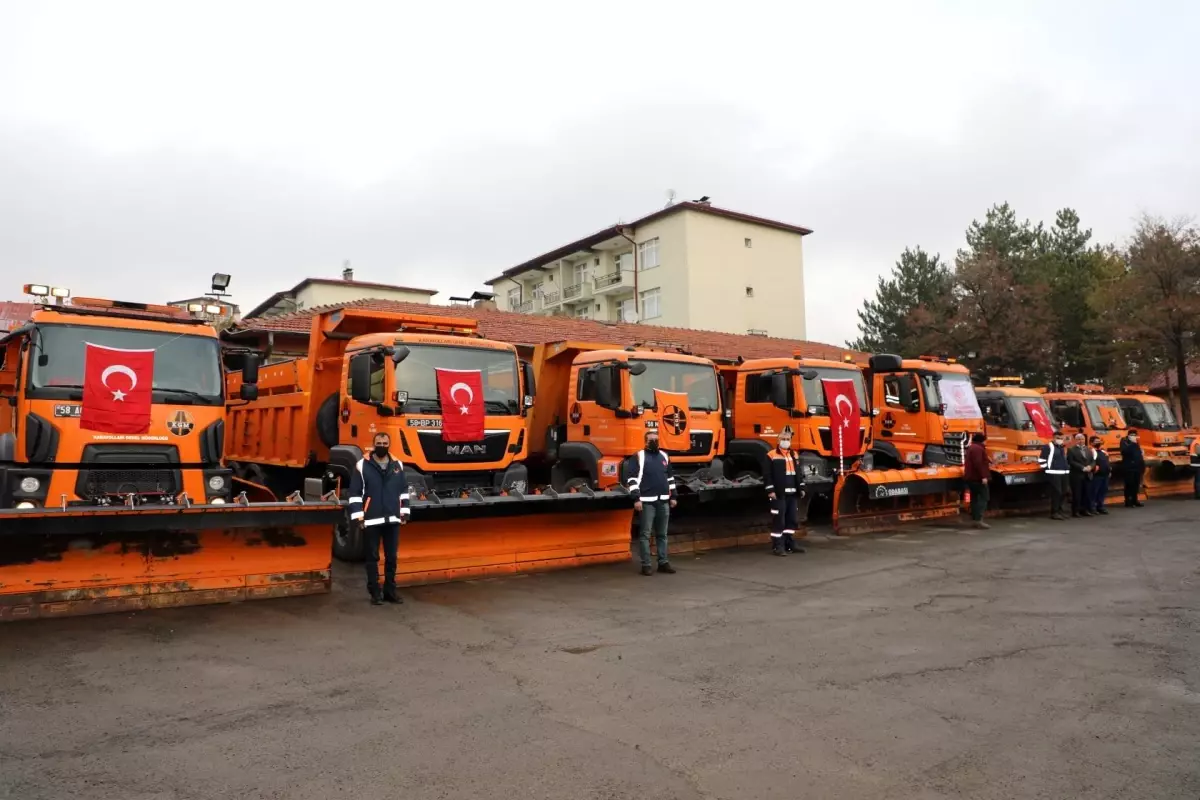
[[436, 368, 485, 442], [654, 389, 691, 452], [81, 343, 155, 434], [1023, 401, 1055, 439], [822, 378, 862, 456]]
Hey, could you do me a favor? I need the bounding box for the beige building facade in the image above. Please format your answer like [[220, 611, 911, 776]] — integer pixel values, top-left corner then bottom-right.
[[485, 201, 810, 339], [244, 269, 438, 318]]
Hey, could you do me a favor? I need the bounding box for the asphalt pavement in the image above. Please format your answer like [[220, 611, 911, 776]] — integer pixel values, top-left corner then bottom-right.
[[2, 502, 1198, 799]]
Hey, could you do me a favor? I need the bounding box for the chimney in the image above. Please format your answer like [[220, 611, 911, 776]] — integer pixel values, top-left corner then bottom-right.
[[342, 260, 353, 282]]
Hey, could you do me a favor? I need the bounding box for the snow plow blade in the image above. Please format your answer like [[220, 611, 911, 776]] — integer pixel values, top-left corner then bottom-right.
[[986, 465, 1050, 517], [1140, 459, 1194, 499], [677, 471, 764, 504], [833, 467, 963, 536], [0, 500, 341, 622], [358, 487, 636, 585]]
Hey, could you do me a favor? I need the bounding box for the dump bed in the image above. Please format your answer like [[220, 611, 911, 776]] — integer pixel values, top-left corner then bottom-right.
[[227, 356, 322, 468]]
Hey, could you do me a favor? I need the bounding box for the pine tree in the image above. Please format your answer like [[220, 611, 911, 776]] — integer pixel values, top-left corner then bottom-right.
[[850, 247, 953, 354]]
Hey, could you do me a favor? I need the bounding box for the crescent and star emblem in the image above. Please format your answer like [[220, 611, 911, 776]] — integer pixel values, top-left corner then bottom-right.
[[834, 394, 854, 428], [449, 381, 474, 415], [101, 364, 138, 402]]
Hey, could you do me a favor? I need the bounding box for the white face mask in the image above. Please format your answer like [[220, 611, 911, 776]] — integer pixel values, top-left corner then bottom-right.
[[779, 439, 792, 450]]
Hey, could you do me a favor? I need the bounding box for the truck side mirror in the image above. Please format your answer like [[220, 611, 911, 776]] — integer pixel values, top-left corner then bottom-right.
[[241, 352, 260, 385], [628, 361, 647, 376], [521, 360, 537, 402], [349, 354, 373, 404], [769, 372, 791, 411], [799, 369, 819, 381], [390, 345, 410, 364], [239, 383, 259, 401]]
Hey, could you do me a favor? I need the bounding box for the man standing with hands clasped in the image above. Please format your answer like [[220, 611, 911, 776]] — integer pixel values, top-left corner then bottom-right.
[[1089, 436, 1111, 515], [626, 430, 677, 576], [766, 429, 806, 556], [347, 432, 410, 605], [1067, 432, 1096, 518]]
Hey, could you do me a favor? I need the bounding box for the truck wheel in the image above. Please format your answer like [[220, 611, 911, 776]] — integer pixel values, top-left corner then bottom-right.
[[332, 517, 365, 562], [316, 393, 341, 449]]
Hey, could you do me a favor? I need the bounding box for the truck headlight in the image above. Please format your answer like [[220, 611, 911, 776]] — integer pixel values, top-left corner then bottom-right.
[[16, 501, 37, 509], [209, 497, 227, 505], [207, 474, 227, 492], [19, 476, 41, 493]]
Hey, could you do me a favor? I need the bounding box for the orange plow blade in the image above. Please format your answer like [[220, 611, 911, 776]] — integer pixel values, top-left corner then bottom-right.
[[0, 502, 340, 621], [1140, 460, 1195, 499], [833, 466, 962, 536], [372, 508, 636, 586], [986, 464, 1051, 517]]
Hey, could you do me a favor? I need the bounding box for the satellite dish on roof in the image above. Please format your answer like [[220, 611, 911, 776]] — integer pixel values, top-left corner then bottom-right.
[[621, 308, 639, 324]]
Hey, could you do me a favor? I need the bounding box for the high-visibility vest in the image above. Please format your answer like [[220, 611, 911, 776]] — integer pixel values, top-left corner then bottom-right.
[[1191, 439, 1200, 467]]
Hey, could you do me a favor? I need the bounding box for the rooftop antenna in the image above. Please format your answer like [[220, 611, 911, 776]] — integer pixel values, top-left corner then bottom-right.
[[665, 189, 676, 208]]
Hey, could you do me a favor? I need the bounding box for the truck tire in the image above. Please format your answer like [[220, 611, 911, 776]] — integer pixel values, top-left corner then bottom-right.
[[332, 516, 365, 562], [316, 393, 340, 450]]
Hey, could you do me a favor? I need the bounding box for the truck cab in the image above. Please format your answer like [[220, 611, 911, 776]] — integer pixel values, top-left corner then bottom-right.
[[975, 379, 1056, 488], [1044, 385, 1126, 463], [0, 285, 255, 510], [1115, 387, 1189, 467], [526, 342, 728, 494], [719, 355, 871, 497], [864, 355, 985, 469]]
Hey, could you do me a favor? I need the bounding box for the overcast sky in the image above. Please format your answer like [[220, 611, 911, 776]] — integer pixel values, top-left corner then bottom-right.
[[2, 1, 1197, 346]]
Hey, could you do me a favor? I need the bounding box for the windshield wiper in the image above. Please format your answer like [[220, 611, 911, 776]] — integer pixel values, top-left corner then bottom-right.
[[154, 387, 218, 404]]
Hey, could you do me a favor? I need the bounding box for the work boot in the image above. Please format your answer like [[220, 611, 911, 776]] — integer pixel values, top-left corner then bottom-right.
[[383, 591, 403, 604], [640, 565, 654, 576], [370, 591, 383, 606], [657, 563, 676, 574], [1095, 508, 1108, 515], [783, 534, 805, 554], [771, 540, 787, 557], [1134, 501, 1145, 507], [973, 520, 991, 530]]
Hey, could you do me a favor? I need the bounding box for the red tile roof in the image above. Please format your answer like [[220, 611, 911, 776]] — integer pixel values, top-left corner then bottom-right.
[[243, 277, 440, 319], [230, 298, 858, 363], [486, 201, 813, 285], [1148, 363, 1200, 391], [0, 301, 34, 330]]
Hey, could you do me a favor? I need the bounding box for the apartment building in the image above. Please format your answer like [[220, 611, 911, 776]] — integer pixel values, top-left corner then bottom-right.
[[485, 200, 811, 339]]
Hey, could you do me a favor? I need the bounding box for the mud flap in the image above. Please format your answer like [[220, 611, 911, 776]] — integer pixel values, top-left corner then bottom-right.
[[0, 501, 342, 622], [833, 468, 962, 536]]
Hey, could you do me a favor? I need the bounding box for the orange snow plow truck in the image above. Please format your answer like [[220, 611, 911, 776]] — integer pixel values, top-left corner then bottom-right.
[[224, 308, 634, 585], [0, 285, 342, 621], [973, 378, 1056, 514], [835, 355, 985, 535], [1115, 386, 1192, 497]]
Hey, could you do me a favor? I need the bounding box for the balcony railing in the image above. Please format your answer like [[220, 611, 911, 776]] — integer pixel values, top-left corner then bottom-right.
[[594, 271, 623, 290], [563, 282, 585, 300], [541, 290, 560, 307], [512, 300, 533, 313]]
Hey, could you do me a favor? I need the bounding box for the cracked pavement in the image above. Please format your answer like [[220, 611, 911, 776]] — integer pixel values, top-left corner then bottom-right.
[[2, 503, 1198, 799]]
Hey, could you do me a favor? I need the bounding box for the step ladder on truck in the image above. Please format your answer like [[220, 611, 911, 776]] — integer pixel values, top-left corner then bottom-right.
[[0, 284, 343, 621], [223, 308, 634, 586]]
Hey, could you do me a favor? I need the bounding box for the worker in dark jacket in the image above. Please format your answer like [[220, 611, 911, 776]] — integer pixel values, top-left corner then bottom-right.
[[1067, 433, 1096, 517], [1119, 430, 1145, 507], [627, 430, 677, 576], [1038, 431, 1071, 520], [963, 431, 991, 529], [1089, 436, 1111, 515], [766, 430, 806, 556], [1191, 437, 1200, 499], [347, 432, 410, 605]]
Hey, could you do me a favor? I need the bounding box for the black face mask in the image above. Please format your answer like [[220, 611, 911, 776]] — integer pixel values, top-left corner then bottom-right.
[[645, 441, 659, 452], [373, 445, 389, 459]]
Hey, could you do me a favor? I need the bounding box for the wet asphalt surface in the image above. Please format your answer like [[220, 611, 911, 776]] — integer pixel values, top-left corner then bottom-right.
[[1, 502, 1198, 800]]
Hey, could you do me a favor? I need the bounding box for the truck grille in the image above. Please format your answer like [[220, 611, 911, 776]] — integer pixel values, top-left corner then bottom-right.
[[943, 432, 968, 465], [80, 469, 180, 498]]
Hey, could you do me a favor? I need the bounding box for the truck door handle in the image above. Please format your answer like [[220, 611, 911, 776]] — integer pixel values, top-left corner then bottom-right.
[[753, 424, 761, 433], [583, 425, 590, 435]]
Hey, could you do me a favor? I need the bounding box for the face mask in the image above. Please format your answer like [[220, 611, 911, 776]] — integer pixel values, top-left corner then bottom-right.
[[778, 439, 792, 450], [373, 445, 389, 458], [645, 440, 659, 452]]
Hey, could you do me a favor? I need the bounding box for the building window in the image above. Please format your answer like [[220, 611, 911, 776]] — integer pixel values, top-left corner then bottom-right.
[[574, 306, 590, 319], [640, 288, 661, 320], [745, 286, 754, 297], [532, 281, 544, 299], [506, 287, 521, 310], [638, 238, 660, 270], [617, 297, 637, 322], [745, 237, 752, 248], [614, 252, 633, 273], [573, 263, 588, 286]]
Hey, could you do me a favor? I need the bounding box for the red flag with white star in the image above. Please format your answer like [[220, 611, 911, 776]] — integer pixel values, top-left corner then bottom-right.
[[436, 368, 485, 442], [822, 378, 862, 457], [81, 343, 155, 434]]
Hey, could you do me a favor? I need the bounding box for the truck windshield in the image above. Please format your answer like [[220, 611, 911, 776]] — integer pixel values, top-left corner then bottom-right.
[[801, 368, 869, 413], [1123, 399, 1179, 431], [1002, 397, 1055, 431], [27, 323, 223, 404], [395, 345, 520, 414], [1084, 398, 1127, 432], [630, 360, 720, 411], [923, 372, 981, 419]]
